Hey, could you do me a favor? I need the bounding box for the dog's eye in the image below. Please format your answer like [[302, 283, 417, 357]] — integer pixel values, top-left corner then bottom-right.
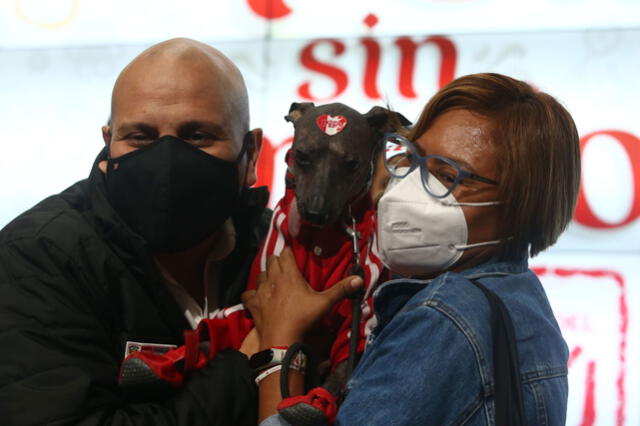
[[294, 150, 312, 168], [344, 159, 359, 172]]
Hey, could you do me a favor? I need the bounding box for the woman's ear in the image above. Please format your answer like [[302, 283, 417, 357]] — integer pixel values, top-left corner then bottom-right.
[[243, 128, 263, 187]]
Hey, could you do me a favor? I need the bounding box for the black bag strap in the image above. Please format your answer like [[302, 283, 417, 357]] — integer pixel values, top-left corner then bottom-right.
[[468, 277, 526, 426]]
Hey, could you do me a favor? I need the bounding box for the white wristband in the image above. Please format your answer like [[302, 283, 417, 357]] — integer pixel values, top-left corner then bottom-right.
[[254, 361, 305, 386], [254, 364, 282, 386]]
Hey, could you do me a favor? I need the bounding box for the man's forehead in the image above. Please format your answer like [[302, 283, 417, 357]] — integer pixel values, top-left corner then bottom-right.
[[109, 39, 249, 136], [112, 83, 231, 118], [110, 69, 238, 134], [113, 57, 227, 101]]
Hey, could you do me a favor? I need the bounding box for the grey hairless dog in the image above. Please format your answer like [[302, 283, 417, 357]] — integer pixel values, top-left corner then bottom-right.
[[257, 102, 411, 405]]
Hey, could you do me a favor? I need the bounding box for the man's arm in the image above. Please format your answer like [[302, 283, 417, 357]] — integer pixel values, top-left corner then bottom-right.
[[0, 239, 257, 425]]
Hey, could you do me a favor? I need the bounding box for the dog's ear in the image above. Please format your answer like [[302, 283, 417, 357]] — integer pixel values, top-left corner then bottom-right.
[[393, 111, 412, 127], [285, 102, 315, 123], [364, 106, 412, 133]]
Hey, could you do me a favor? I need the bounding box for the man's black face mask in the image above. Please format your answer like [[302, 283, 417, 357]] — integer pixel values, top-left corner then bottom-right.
[[105, 135, 248, 253]]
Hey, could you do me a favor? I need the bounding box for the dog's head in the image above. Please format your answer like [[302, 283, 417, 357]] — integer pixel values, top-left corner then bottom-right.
[[285, 102, 409, 226]]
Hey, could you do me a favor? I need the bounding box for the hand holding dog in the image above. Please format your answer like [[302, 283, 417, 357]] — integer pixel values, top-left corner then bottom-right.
[[241, 247, 364, 350]]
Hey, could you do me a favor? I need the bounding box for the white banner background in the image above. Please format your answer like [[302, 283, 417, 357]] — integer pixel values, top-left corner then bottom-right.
[[0, 1, 638, 424]]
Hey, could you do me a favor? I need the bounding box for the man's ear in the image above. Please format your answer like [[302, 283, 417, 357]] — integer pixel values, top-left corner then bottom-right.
[[243, 128, 263, 187], [284, 102, 315, 123], [101, 125, 111, 146], [98, 125, 112, 174]]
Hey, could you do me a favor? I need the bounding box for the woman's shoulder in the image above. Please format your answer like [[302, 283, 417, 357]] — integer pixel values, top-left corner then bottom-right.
[[371, 268, 504, 362], [374, 257, 564, 339], [375, 258, 567, 366], [430, 263, 569, 379], [414, 257, 544, 315]]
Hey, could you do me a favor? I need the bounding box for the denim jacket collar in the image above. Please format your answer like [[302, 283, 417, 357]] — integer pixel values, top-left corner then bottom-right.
[[372, 255, 528, 336]]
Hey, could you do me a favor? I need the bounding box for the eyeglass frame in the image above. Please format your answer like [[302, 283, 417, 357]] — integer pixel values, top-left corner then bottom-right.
[[383, 133, 499, 199]]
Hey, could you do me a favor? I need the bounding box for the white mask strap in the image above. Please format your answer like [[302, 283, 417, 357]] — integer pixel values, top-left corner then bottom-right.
[[455, 239, 501, 251], [440, 200, 502, 207]]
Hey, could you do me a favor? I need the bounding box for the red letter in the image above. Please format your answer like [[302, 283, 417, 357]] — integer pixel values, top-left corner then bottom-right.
[[255, 136, 293, 205], [395, 35, 457, 98], [581, 361, 596, 426], [575, 130, 640, 228], [246, 0, 292, 19], [298, 40, 349, 101], [361, 37, 381, 99]]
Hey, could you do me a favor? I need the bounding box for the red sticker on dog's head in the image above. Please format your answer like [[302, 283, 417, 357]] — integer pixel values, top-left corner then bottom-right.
[[316, 114, 347, 136]]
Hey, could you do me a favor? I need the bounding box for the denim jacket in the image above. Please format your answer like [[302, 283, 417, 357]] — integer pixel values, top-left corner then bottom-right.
[[263, 256, 568, 426]]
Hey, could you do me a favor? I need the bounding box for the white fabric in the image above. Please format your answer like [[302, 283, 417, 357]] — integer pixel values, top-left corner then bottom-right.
[[158, 219, 237, 329]]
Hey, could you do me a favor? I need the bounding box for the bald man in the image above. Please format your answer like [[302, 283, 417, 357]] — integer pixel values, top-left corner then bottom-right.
[[0, 39, 269, 425]]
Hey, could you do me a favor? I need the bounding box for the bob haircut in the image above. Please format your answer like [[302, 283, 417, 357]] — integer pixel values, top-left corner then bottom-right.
[[407, 73, 581, 258]]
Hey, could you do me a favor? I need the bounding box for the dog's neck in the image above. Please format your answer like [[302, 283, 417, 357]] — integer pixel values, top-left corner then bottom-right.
[[341, 188, 373, 224]]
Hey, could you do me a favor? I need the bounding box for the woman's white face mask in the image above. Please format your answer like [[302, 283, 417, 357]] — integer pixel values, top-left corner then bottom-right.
[[377, 168, 501, 277]]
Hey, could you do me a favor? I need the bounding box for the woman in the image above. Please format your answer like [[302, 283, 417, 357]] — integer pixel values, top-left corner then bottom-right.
[[242, 73, 580, 425]]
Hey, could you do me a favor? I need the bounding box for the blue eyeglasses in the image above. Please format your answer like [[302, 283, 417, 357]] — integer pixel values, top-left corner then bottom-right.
[[383, 133, 499, 199]]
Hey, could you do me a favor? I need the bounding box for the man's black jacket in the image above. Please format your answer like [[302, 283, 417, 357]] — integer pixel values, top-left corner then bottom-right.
[[0, 149, 271, 425]]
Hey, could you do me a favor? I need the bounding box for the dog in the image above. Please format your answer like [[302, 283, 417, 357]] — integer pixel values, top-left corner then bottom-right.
[[248, 102, 411, 385]]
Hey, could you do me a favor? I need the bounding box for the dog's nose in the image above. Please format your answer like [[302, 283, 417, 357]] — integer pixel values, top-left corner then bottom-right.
[[304, 209, 330, 225], [302, 195, 331, 225]]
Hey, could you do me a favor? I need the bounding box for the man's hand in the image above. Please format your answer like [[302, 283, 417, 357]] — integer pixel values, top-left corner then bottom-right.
[[241, 247, 363, 350]]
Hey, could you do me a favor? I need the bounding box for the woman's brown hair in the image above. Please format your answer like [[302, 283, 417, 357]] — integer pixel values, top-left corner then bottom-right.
[[408, 73, 581, 258]]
